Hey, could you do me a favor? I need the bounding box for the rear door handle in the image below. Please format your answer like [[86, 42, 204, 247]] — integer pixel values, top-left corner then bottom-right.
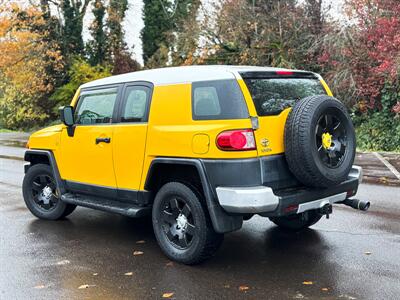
[[95, 137, 111, 144]]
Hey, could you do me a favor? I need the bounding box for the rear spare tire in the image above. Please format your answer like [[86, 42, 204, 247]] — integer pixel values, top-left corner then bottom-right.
[[284, 95, 356, 188]]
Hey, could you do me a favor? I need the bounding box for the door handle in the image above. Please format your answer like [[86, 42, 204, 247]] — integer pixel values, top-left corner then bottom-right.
[[95, 137, 111, 144]]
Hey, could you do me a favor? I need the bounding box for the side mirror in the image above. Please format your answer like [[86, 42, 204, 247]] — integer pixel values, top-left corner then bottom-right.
[[60, 106, 74, 126]]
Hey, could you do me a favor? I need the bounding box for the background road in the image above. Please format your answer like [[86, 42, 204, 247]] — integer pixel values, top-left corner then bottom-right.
[[0, 136, 400, 299]]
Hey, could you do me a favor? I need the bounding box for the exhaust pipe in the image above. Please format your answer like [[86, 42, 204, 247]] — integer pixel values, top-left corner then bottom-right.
[[341, 198, 370, 211]]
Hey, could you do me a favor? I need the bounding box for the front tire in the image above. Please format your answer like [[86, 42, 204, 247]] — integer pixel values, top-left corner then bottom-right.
[[269, 210, 322, 231], [152, 182, 223, 265], [22, 164, 76, 220]]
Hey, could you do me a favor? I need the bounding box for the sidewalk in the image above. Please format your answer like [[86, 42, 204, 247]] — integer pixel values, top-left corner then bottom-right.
[[0, 132, 399, 186], [355, 152, 400, 186], [0, 132, 30, 144], [0, 132, 29, 160]]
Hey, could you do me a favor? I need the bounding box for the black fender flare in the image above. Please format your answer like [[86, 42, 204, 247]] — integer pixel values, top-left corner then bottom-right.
[[24, 149, 66, 195], [145, 157, 243, 233]]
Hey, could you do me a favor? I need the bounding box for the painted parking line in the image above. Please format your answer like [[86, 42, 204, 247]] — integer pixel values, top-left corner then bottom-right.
[[373, 152, 400, 181]]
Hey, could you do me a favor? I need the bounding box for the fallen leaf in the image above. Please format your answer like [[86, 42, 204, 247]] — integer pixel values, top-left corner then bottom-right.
[[364, 251, 372, 255], [379, 177, 388, 183], [162, 292, 174, 298], [166, 262, 174, 267], [56, 260, 70, 265], [136, 240, 146, 244], [78, 284, 95, 289], [34, 285, 46, 289], [133, 251, 144, 256], [302, 281, 313, 285], [124, 272, 133, 276], [322, 288, 329, 291], [239, 285, 249, 291]]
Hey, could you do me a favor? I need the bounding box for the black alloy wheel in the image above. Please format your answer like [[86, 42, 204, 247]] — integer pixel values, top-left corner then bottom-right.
[[30, 174, 58, 212], [152, 182, 223, 265], [315, 112, 347, 169], [160, 196, 196, 249], [22, 164, 76, 220]]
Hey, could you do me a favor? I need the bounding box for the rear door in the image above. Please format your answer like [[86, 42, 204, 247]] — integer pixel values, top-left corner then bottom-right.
[[240, 72, 329, 156], [112, 83, 152, 194]]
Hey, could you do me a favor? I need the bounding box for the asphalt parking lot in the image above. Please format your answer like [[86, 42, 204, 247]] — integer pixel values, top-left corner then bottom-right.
[[1, 133, 399, 300]]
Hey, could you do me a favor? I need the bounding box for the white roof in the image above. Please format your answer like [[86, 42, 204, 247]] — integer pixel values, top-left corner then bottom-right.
[[81, 65, 309, 89]]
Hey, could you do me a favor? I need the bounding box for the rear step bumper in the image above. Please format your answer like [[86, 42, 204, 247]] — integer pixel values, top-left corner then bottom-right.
[[216, 165, 363, 216]]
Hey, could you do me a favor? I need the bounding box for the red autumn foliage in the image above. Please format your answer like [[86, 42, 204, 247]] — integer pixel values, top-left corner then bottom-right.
[[322, 0, 400, 112]]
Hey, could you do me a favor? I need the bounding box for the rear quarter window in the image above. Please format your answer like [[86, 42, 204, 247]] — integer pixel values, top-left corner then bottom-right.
[[192, 79, 249, 120], [244, 78, 327, 116]]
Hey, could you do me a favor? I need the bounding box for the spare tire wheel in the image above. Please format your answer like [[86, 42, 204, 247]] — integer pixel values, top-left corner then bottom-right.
[[284, 95, 356, 188]]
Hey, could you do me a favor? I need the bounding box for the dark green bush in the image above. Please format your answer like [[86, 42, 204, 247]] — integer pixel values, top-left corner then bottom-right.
[[353, 83, 400, 152]]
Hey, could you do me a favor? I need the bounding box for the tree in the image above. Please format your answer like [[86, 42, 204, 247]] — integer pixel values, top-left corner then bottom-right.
[[170, 0, 201, 65], [86, 0, 107, 65], [141, 0, 201, 67], [50, 58, 111, 107], [198, 0, 316, 68], [107, 0, 128, 56], [304, 0, 324, 35], [141, 0, 173, 65], [106, 0, 140, 74], [319, 0, 400, 111], [61, 0, 92, 55], [0, 4, 64, 129]]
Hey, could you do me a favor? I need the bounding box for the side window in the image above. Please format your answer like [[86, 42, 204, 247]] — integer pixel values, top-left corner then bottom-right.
[[193, 86, 221, 116], [121, 86, 151, 122], [192, 79, 249, 120], [75, 87, 118, 125]]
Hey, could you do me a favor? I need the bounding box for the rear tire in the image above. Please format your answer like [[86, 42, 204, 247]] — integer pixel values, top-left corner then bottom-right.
[[22, 164, 75, 220], [152, 182, 223, 265], [269, 210, 322, 231]]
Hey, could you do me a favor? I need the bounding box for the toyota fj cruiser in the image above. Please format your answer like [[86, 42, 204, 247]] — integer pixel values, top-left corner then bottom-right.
[[23, 66, 369, 264]]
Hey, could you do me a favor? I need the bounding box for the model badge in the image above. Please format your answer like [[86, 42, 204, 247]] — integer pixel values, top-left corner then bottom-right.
[[260, 138, 269, 147]]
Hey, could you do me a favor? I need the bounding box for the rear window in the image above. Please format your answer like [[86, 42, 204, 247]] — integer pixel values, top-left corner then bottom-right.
[[244, 78, 327, 116], [192, 79, 249, 120]]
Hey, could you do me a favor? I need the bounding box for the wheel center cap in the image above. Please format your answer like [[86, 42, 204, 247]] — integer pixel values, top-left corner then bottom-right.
[[39, 186, 53, 204], [176, 214, 188, 230], [322, 132, 332, 149]]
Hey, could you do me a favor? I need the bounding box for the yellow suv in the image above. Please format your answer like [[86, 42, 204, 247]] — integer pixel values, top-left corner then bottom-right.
[[23, 66, 369, 264]]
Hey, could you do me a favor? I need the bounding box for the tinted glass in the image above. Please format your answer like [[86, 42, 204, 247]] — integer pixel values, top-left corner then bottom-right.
[[244, 78, 326, 116], [121, 86, 150, 122], [192, 79, 249, 120], [75, 88, 118, 124]]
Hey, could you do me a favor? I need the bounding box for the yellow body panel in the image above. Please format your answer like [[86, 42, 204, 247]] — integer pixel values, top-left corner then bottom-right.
[[145, 84, 255, 159], [58, 125, 116, 187], [28, 124, 63, 150], [112, 123, 148, 190]]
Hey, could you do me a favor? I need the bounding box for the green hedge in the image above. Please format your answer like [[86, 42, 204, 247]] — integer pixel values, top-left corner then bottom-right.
[[353, 83, 400, 152]]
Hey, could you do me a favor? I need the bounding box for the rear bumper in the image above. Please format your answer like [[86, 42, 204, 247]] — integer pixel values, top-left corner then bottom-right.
[[216, 165, 362, 216]]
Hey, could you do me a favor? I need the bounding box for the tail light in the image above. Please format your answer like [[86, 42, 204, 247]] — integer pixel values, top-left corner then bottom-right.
[[216, 129, 256, 151]]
